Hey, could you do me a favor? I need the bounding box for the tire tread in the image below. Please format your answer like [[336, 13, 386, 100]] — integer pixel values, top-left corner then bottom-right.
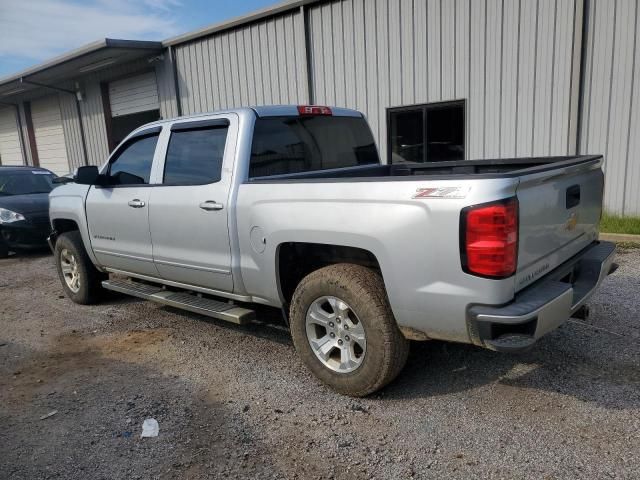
[[54, 231, 105, 304], [290, 263, 409, 397]]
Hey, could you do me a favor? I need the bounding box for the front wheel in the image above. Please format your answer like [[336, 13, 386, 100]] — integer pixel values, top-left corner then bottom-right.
[[54, 231, 105, 304], [290, 263, 409, 397]]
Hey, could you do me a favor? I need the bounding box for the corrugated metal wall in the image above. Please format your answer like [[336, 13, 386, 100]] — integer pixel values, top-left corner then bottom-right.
[[173, 9, 309, 115], [17, 104, 34, 166], [307, 0, 583, 163], [155, 53, 180, 119], [580, 0, 640, 215], [59, 93, 85, 170], [78, 80, 110, 166]]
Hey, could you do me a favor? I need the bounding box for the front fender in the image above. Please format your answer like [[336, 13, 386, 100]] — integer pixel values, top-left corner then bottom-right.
[[49, 184, 102, 269]]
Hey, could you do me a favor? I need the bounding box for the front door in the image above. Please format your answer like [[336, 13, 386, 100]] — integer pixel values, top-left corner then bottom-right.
[[86, 130, 160, 276], [148, 116, 234, 292]]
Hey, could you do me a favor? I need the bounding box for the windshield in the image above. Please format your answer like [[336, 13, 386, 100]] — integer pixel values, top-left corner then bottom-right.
[[0, 171, 57, 196]]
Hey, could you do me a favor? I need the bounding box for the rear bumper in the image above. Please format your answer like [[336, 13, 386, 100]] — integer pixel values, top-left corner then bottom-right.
[[467, 241, 616, 353]]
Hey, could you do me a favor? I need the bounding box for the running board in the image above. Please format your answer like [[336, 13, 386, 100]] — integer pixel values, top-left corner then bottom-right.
[[102, 279, 255, 325]]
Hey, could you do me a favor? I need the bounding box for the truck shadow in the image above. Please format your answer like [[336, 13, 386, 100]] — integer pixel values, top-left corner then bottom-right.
[[0, 337, 289, 480], [160, 304, 293, 347], [95, 293, 638, 411], [385, 325, 640, 410]]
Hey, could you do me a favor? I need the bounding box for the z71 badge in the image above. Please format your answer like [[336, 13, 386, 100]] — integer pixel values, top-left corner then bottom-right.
[[413, 186, 471, 199]]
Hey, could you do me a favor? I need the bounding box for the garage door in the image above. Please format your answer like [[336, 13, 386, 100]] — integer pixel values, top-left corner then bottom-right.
[[108, 72, 161, 147], [31, 95, 69, 175], [0, 107, 23, 166], [109, 72, 159, 117]]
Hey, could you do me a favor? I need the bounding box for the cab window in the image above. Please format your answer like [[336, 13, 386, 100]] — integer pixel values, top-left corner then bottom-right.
[[163, 126, 228, 185], [108, 133, 159, 185]]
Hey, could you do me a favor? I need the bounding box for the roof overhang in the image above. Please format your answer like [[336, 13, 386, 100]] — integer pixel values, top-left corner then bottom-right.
[[0, 39, 164, 100]]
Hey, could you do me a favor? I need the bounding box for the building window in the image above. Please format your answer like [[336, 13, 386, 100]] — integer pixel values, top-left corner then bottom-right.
[[388, 100, 465, 163]]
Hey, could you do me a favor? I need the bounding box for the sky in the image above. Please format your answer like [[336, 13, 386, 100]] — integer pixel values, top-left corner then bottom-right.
[[0, 0, 279, 78]]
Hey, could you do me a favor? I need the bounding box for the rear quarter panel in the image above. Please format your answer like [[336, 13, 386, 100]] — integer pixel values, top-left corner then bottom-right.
[[236, 177, 519, 343]]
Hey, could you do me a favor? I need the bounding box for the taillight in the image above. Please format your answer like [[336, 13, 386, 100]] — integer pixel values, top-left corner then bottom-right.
[[297, 105, 332, 116], [460, 197, 518, 278]]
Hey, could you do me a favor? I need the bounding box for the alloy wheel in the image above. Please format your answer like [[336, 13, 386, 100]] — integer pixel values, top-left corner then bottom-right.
[[305, 296, 366, 373], [60, 248, 81, 293]]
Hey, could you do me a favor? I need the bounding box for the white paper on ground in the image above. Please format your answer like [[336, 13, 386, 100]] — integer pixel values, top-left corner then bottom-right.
[[140, 418, 159, 438]]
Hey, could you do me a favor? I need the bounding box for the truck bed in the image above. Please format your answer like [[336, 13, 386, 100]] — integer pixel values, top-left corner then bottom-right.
[[241, 152, 604, 300], [247, 155, 602, 182]]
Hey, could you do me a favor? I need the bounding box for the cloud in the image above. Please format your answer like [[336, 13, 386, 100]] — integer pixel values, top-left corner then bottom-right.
[[0, 0, 182, 61], [140, 0, 183, 11]]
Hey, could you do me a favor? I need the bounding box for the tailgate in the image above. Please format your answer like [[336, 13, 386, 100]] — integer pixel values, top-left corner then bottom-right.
[[515, 157, 604, 291]]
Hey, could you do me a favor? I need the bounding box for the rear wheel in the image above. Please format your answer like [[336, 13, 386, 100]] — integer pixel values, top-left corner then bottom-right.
[[54, 231, 105, 304], [290, 263, 409, 397]]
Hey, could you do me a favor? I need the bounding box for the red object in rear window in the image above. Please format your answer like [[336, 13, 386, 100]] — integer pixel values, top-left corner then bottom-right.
[[461, 197, 518, 278], [297, 105, 333, 116]]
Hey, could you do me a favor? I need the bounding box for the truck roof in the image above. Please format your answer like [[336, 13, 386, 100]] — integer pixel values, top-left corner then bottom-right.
[[139, 105, 364, 131]]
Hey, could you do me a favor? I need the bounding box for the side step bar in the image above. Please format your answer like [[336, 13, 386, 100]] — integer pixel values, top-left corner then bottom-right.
[[102, 279, 255, 325]]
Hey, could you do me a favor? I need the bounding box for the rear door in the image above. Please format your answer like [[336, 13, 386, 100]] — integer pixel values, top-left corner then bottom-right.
[[148, 115, 236, 292], [85, 129, 161, 276], [516, 158, 604, 291]]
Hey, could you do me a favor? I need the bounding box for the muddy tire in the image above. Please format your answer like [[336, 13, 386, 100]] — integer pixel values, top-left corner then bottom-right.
[[290, 263, 409, 397], [54, 231, 106, 304]]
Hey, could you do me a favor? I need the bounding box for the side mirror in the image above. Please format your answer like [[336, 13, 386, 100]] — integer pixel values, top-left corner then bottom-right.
[[75, 166, 100, 185]]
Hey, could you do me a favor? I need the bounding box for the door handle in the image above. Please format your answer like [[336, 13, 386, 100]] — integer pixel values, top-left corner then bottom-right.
[[199, 200, 224, 211], [128, 199, 146, 208]]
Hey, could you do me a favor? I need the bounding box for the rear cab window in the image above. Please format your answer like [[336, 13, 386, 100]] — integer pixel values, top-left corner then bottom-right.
[[249, 115, 379, 178]]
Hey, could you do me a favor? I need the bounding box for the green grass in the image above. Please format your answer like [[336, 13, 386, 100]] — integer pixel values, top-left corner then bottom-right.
[[600, 213, 640, 235]]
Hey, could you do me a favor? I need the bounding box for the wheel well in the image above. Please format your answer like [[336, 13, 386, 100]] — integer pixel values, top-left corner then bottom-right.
[[277, 242, 382, 304], [52, 219, 79, 234]]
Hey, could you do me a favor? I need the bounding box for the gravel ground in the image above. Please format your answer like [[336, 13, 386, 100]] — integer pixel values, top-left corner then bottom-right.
[[1, 246, 639, 479]]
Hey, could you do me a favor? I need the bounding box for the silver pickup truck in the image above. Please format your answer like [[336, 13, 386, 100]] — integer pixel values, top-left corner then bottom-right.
[[48, 105, 616, 396]]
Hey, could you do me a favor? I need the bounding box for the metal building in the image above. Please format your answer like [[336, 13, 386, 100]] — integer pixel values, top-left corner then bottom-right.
[[0, 0, 637, 215]]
